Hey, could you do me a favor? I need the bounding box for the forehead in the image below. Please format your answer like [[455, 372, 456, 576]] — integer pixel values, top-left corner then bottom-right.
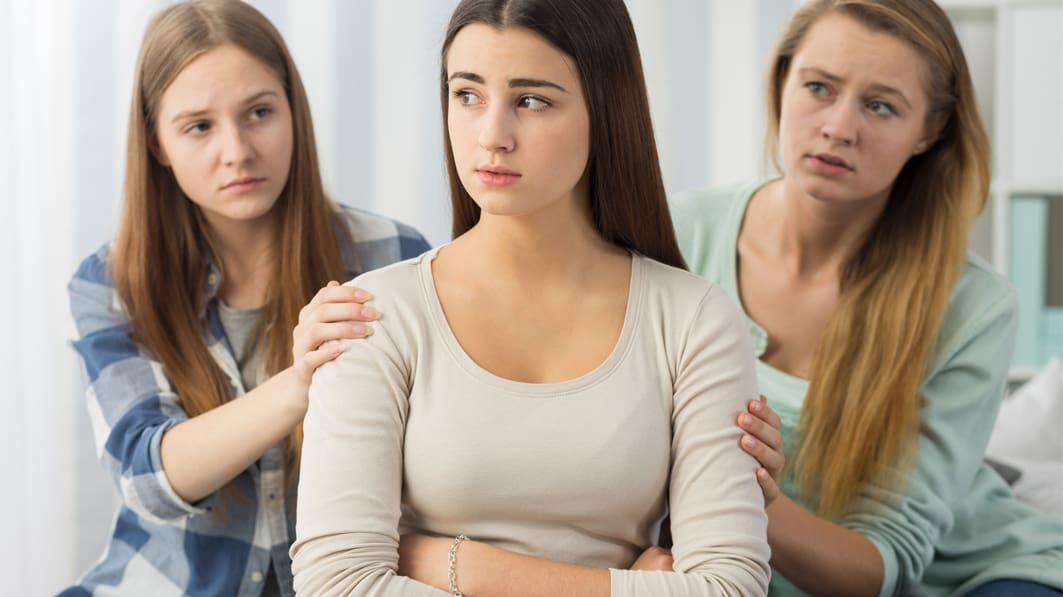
[[792, 13, 929, 99], [158, 44, 284, 115], [446, 23, 580, 85]]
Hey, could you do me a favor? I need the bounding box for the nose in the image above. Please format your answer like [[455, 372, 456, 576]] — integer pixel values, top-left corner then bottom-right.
[[820, 100, 859, 146], [478, 103, 516, 153], [220, 123, 255, 166]]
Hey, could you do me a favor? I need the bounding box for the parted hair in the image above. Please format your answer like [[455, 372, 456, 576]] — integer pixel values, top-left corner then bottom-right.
[[765, 0, 991, 519], [440, 0, 687, 270], [111, 0, 349, 483]]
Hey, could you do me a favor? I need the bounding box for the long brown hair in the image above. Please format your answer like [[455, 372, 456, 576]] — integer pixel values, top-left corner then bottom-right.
[[765, 0, 990, 518], [112, 0, 349, 481], [440, 0, 686, 269]]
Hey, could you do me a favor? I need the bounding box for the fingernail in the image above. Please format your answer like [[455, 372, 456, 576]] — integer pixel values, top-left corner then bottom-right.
[[741, 414, 753, 426], [743, 435, 757, 448], [361, 306, 379, 319], [351, 323, 369, 336], [751, 400, 762, 413], [353, 289, 372, 301], [328, 280, 340, 287], [757, 468, 769, 479]]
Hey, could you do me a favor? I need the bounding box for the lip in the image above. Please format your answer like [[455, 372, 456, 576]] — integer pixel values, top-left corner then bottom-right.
[[221, 177, 266, 192], [808, 153, 854, 175], [475, 164, 522, 187]]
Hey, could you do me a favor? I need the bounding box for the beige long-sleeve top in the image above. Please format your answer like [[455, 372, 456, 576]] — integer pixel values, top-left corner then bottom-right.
[[291, 247, 770, 596]]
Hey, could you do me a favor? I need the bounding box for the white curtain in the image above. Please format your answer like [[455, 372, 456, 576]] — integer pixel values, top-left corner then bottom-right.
[[0, 1, 796, 593]]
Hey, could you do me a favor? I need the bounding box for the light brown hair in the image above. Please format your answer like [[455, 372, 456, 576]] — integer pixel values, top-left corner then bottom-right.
[[112, 0, 349, 483], [765, 0, 990, 518], [441, 0, 686, 269]]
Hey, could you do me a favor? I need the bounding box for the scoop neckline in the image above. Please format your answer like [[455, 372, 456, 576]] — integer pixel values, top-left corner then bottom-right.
[[417, 245, 644, 396]]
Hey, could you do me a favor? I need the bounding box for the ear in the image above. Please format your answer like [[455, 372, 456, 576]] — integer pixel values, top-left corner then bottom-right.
[[913, 111, 947, 156], [148, 133, 170, 167]]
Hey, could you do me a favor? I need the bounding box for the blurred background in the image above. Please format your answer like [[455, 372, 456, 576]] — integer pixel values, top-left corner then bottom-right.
[[1, 0, 1059, 593]]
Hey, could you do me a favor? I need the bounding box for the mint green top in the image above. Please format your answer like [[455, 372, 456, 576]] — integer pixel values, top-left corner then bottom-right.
[[670, 181, 1063, 597]]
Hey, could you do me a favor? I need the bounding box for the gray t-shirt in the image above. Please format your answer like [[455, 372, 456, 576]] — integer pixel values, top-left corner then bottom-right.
[[217, 301, 263, 393]]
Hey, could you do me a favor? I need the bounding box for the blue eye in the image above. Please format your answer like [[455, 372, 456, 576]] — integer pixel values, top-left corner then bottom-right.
[[518, 96, 550, 110], [250, 106, 272, 120], [184, 122, 210, 135], [868, 100, 896, 117], [453, 90, 481, 106], [805, 81, 828, 96]]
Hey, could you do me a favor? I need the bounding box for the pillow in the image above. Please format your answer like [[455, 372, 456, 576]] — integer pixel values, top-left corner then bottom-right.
[[985, 357, 1063, 515], [987, 357, 1063, 463]]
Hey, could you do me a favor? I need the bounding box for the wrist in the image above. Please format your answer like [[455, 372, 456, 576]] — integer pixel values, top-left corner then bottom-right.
[[269, 366, 310, 420], [448, 534, 469, 596], [450, 537, 492, 596]]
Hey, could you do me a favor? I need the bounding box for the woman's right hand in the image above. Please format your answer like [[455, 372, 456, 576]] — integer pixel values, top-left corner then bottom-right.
[[738, 395, 785, 505], [292, 281, 378, 385]]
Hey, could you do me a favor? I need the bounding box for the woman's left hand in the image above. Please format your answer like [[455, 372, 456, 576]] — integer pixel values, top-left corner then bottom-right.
[[738, 395, 785, 505], [397, 533, 451, 591], [630, 546, 673, 571]]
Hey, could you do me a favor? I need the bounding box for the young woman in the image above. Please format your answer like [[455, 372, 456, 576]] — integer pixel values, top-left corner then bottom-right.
[[290, 0, 770, 595], [61, 2, 428, 595], [674, 0, 1063, 595]]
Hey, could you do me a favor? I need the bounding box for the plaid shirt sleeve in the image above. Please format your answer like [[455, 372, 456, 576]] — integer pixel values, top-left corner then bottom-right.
[[68, 245, 216, 522]]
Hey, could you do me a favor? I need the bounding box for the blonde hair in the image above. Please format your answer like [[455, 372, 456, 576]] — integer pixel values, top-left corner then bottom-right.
[[765, 0, 990, 519], [112, 0, 349, 485]]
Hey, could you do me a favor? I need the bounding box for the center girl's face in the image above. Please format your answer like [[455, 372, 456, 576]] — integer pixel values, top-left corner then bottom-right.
[[446, 24, 591, 222], [153, 44, 293, 230]]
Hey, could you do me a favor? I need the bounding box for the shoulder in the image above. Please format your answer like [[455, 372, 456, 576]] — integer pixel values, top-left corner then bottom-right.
[[331, 204, 432, 276], [951, 253, 1016, 314], [71, 243, 116, 287], [943, 254, 1017, 339], [345, 249, 434, 327], [638, 256, 743, 332], [670, 180, 758, 213], [669, 181, 763, 276], [930, 253, 1017, 371], [68, 243, 132, 342], [346, 250, 426, 293], [69, 243, 121, 318], [669, 181, 761, 230], [334, 250, 437, 363]]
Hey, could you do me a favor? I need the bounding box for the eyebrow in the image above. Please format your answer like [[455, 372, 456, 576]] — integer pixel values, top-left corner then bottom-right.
[[170, 90, 280, 124], [798, 67, 912, 109], [447, 71, 568, 93]]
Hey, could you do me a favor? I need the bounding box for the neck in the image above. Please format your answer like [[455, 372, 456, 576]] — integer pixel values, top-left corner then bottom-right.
[[768, 179, 888, 280], [202, 207, 280, 308], [453, 194, 622, 288]]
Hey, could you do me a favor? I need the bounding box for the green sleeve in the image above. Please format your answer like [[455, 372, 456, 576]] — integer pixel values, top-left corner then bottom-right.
[[841, 272, 1018, 597]]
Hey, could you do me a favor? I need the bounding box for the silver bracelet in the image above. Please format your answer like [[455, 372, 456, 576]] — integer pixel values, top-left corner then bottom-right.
[[447, 534, 469, 597]]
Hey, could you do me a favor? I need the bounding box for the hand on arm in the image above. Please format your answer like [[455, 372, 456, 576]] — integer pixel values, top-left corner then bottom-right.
[[161, 282, 378, 504], [292, 281, 378, 384], [737, 396, 784, 504], [732, 393, 884, 593]]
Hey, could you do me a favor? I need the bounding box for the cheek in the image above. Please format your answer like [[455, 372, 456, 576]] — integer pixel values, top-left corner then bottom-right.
[[447, 112, 477, 166], [166, 146, 208, 186], [545, 119, 590, 174], [271, 126, 295, 172]]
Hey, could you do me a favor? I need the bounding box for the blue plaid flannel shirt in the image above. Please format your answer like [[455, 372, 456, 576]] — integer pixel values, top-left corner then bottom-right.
[[60, 205, 430, 597]]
